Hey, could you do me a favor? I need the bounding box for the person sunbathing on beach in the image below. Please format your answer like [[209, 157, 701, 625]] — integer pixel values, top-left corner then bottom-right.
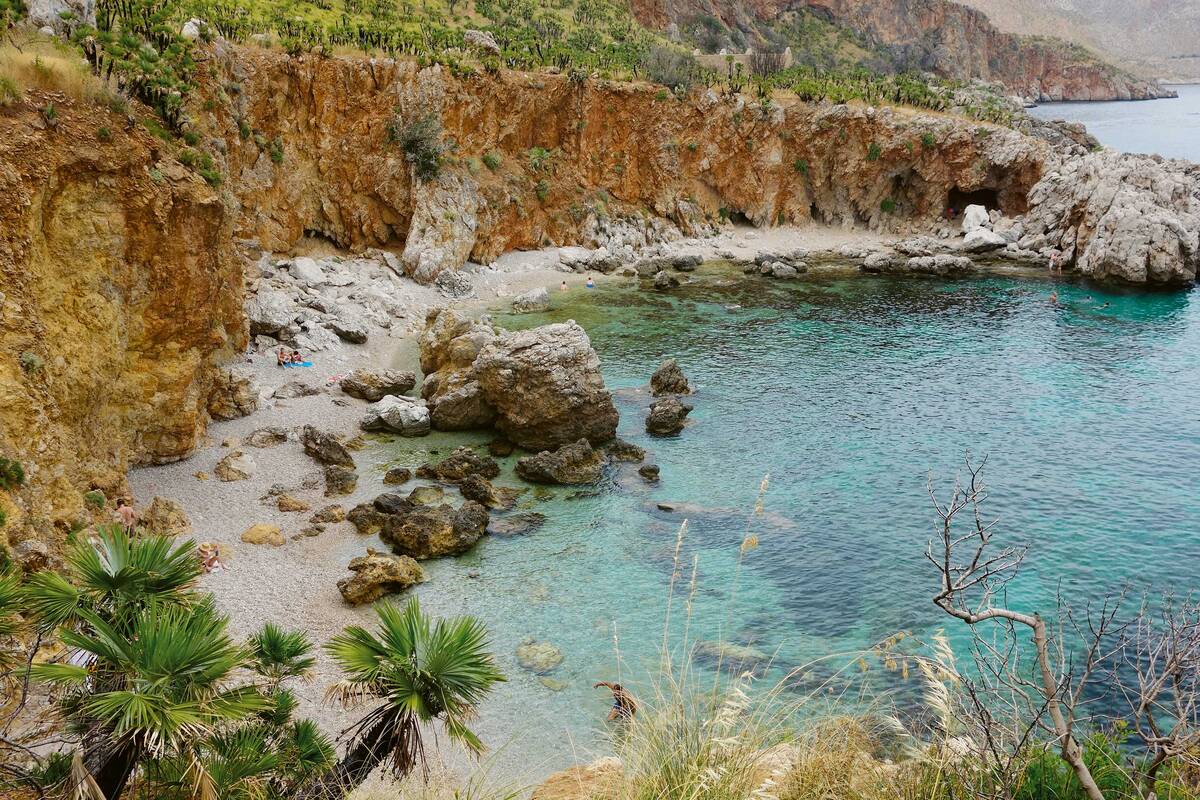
[[277, 347, 288, 366], [594, 681, 637, 721], [290, 350, 303, 364]]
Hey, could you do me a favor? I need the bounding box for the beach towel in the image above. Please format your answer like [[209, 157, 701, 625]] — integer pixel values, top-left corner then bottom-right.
[[283, 361, 314, 368]]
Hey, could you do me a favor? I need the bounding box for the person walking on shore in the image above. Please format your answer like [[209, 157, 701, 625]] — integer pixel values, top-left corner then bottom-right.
[[115, 498, 136, 534]]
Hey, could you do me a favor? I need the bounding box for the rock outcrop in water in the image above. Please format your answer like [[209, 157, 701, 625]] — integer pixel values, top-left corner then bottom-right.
[[1020, 153, 1200, 285], [420, 310, 619, 450]]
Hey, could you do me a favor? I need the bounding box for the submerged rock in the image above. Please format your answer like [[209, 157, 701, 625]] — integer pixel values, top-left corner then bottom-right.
[[338, 549, 425, 605], [646, 396, 693, 435], [517, 637, 564, 674], [459, 475, 522, 509], [487, 512, 546, 536], [512, 287, 551, 313], [324, 465, 358, 496], [652, 270, 680, 290], [383, 467, 412, 485], [650, 359, 691, 396], [416, 446, 499, 482], [638, 464, 661, 482], [606, 437, 646, 462], [515, 439, 606, 485]]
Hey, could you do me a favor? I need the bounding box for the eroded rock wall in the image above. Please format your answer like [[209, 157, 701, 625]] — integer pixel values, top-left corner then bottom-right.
[[0, 95, 245, 535], [196, 47, 1046, 281]]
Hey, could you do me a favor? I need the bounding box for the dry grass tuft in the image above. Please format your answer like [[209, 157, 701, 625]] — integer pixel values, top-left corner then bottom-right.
[[0, 34, 110, 105]]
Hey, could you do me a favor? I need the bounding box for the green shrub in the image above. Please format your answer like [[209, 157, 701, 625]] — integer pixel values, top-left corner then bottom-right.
[[389, 113, 443, 181], [269, 136, 285, 164], [686, 141, 698, 152], [18, 351, 42, 374], [482, 151, 502, 171], [182, 130, 200, 146], [178, 148, 199, 167], [0, 76, 19, 107], [40, 102, 56, 123], [866, 142, 882, 161], [237, 118, 251, 140], [793, 158, 809, 174], [880, 198, 897, 214], [148, 167, 164, 183], [535, 179, 550, 202], [654, 88, 669, 101], [0, 458, 24, 490], [83, 489, 107, 509], [642, 44, 698, 93], [143, 117, 173, 142], [527, 146, 551, 173], [96, 126, 112, 142], [0, 507, 6, 528]]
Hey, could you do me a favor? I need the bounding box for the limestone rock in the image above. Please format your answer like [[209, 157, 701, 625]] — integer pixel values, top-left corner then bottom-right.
[[324, 465, 358, 496], [301, 425, 355, 467], [653, 270, 680, 290], [310, 504, 346, 523], [646, 396, 693, 436], [1020, 150, 1200, 285], [288, 257, 326, 286], [516, 637, 563, 674], [961, 228, 1007, 252], [961, 204, 991, 232], [650, 359, 691, 396], [338, 549, 425, 605], [512, 287, 551, 313], [348, 503, 389, 536], [487, 512, 545, 536], [532, 758, 622, 800], [11, 539, 51, 573], [247, 291, 296, 336], [27, 0, 96, 31], [274, 380, 319, 399], [379, 501, 490, 559], [245, 426, 289, 447], [606, 438, 645, 462], [340, 369, 417, 402], [383, 467, 412, 485], [459, 475, 521, 509], [241, 524, 284, 546], [360, 395, 431, 436], [406, 485, 445, 506], [463, 28, 501, 55], [207, 368, 258, 421], [401, 170, 480, 284], [215, 450, 255, 482], [277, 494, 311, 513], [472, 321, 619, 450], [416, 446, 499, 482], [330, 314, 369, 344], [515, 439, 606, 485], [140, 497, 191, 537], [638, 464, 661, 481]]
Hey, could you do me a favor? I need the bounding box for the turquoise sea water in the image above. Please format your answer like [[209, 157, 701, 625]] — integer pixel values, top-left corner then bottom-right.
[[385, 265, 1200, 781]]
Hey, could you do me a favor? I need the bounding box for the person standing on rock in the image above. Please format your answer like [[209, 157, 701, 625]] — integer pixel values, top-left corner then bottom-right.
[[594, 681, 637, 721], [115, 498, 137, 534]]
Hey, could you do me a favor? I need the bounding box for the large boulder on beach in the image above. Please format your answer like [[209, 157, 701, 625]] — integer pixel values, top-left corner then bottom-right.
[[360, 396, 431, 437], [647, 396, 693, 435], [215, 450, 255, 482], [961, 229, 1007, 253], [473, 322, 619, 450], [301, 425, 355, 468], [341, 369, 416, 402], [515, 439, 606, 485], [1020, 150, 1200, 286], [961, 205, 991, 233], [338, 549, 425, 605], [419, 309, 618, 449], [379, 501, 490, 559], [247, 291, 296, 336], [650, 359, 691, 396], [241, 523, 284, 546], [207, 368, 257, 420]]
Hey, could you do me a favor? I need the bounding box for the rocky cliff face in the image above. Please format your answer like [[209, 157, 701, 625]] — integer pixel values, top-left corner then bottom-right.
[[0, 92, 245, 538], [199, 46, 1045, 276], [631, 0, 1170, 101]]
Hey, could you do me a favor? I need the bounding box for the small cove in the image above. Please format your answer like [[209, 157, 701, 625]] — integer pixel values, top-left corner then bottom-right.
[[376, 262, 1200, 782]]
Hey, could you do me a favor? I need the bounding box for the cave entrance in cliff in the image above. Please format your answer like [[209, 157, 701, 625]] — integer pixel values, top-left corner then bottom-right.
[[948, 187, 1000, 215]]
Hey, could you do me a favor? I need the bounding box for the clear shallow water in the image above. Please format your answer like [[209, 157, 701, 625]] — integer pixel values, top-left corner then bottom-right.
[[384, 267, 1200, 782], [1029, 84, 1200, 161]]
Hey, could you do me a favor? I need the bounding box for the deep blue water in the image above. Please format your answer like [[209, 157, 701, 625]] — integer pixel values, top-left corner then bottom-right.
[[1030, 84, 1200, 161], [386, 267, 1200, 780]]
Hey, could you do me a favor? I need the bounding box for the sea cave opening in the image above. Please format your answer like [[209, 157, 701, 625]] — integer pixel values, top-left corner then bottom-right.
[[947, 186, 1001, 215]]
